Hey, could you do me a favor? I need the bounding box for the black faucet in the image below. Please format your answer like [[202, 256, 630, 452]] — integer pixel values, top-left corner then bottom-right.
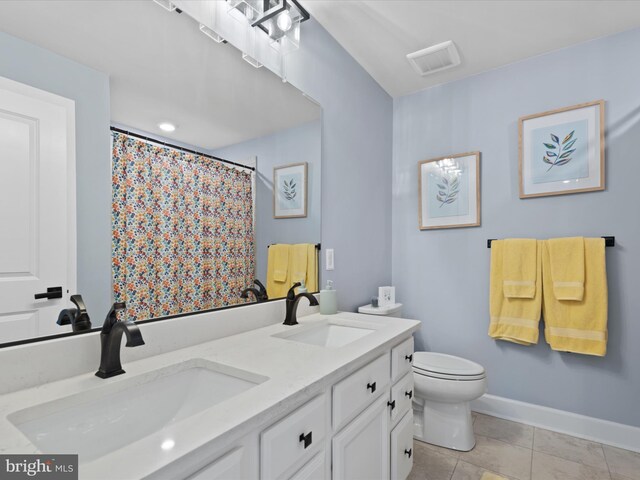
[[57, 294, 92, 332], [283, 282, 319, 326], [95, 302, 145, 379], [240, 279, 269, 303]]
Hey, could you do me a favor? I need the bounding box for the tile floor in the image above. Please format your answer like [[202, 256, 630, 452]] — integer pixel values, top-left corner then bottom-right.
[[408, 412, 640, 480]]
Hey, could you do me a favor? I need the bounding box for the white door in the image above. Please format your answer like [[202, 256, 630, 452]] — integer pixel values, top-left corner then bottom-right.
[[332, 395, 390, 480], [0, 76, 76, 343]]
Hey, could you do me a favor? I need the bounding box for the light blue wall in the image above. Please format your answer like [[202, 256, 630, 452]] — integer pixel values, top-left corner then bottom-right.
[[285, 20, 394, 309], [392, 28, 640, 426], [212, 120, 322, 286], [0, 32, 112, 323]]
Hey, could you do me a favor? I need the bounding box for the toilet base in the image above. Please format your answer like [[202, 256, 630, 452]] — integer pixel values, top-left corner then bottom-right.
[[413, 399, 476, 451]]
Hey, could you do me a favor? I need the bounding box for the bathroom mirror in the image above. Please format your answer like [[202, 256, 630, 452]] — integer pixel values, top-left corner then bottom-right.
[[0, 0, 321, 346]]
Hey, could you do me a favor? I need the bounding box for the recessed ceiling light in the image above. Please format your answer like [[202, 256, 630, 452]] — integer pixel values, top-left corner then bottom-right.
[[158, 122, 176, 132], [161, 439, 175, 451]]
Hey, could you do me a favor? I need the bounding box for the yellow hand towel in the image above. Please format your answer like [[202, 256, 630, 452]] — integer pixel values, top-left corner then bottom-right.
[[542, 238, 608, 356], [547, 237, 585, 301], [502, 238, 538, 298], [305, 244, 318, 292], [489, 240, 542, 345], [266, 244, 290, 298], [290, 244, 309, 287]]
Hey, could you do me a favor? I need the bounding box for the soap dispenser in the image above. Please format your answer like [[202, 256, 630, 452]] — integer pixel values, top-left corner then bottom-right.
[[320, 280, 338, 315]]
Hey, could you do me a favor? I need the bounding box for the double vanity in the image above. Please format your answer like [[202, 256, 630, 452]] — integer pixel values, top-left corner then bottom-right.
[[0, 303, 419, 480]]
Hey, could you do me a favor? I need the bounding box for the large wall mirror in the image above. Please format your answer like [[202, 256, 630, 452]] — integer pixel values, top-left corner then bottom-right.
[[0, 1, 321, 346]]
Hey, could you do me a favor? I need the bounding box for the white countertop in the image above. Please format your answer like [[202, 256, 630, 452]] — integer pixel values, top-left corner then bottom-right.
[[0, 312, 420, 479]]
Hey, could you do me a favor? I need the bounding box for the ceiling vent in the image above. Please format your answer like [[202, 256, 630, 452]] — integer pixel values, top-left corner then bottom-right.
[[406, 41, 461, 77]]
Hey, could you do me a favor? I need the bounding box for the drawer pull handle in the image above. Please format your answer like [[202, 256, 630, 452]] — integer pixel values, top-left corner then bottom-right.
[[405, 390, 413, 399], [405, 354, 413, 363], [299, 431, 312, 449], [387, 400, 396, 410], [366, 382, 377, 393], [404, 448, 412, 458]]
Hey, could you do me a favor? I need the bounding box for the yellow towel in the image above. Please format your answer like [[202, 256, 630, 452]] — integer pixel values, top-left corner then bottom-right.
[[502, 238, 538, 298], [489, 240, 542, 345], [547, 237, 585, 301], [542, 238, 608, 356], [266, 244, 290, 298], [290, 244, 309, 287], [306, 244, 318, 292]]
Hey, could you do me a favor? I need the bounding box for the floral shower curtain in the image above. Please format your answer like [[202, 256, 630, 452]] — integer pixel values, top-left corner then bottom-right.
[[111, 132, 255, 321]]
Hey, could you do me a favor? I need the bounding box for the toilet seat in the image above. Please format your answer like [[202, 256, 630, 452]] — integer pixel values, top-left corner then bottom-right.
[[412, 352, 486, 381]]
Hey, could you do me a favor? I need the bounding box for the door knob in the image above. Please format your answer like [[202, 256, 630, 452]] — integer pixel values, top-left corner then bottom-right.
[[34, 286, 62, 300]]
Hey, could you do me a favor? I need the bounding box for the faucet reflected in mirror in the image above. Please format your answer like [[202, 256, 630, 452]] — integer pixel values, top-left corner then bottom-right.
[[56, 295, 92, 332], [95, 302, 145, 379], [240, 279, 269, 303]]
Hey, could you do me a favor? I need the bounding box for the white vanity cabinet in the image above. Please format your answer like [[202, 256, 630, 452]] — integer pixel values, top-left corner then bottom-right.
[[175, 335, 416, 480]]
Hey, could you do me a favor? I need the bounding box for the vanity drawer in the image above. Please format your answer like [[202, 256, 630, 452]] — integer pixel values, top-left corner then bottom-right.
[[390, 410, 414, 480], [332, 353, 390, 431], [389, 372, 414, 425], [391, 337, 414, 381], [261, 394, 328, 480], [288, 451, 326, 480]]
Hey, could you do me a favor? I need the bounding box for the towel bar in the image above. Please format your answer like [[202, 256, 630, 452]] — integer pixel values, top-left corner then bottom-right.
[[268, 243, 321, 250], [487, 237, 615, 248]]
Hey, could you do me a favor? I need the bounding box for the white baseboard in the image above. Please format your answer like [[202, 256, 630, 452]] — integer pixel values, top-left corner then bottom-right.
[[472, 394, 640, 453]]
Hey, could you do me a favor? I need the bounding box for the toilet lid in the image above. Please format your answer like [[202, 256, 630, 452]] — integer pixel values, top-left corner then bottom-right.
[[413, 352, 485, 377]]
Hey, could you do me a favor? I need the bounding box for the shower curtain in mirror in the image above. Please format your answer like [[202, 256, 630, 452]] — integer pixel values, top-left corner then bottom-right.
[[111, 132, 255, 321]]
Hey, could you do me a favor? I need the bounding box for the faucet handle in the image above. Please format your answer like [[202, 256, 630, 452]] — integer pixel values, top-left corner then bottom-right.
[[286, 282, 302, 300], [70, 294, 88, 314]]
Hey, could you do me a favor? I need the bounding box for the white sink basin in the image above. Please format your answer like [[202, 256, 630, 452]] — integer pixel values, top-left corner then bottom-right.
[[274, 321, 376, 348], [8, 359, 267, 463]]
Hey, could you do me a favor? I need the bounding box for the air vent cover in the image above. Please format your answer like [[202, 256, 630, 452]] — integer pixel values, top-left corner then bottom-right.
[[407, 41, 461, 77]]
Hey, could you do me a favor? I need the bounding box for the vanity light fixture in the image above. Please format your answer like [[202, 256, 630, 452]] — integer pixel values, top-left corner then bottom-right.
[[199, 23, 225, 43], [152, 0, 176, 12], [158, 122, 177, 133]]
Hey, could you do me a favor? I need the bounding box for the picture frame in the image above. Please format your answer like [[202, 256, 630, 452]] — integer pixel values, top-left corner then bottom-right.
[[519, 100, 605, 198], [418, 152, 480, 230], [273, 162, 308, 218]]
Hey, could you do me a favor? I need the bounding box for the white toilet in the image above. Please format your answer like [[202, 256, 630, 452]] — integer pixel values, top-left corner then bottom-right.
[[357, 302, 487, 451], [412, 352, 486, 451]]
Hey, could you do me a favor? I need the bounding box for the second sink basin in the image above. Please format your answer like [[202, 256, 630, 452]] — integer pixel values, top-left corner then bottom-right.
[[9, 359, 267, 463], [274, 320, 376, 348]]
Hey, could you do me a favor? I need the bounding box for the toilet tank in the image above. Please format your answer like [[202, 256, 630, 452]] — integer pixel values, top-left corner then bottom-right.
[[357, 303, 403, 318]]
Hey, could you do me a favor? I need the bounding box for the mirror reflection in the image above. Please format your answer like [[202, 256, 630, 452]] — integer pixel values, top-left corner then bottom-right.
[[0, 0, 321, 345]]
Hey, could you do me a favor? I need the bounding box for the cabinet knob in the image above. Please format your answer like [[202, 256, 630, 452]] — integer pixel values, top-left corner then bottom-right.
[[299, 431, 312, 449], [405, 390, 413, 399], [405, 354, 413, 363], [366, 382, 377, 393], [387, 400, 396, 410], [404, 448, 412, 458]]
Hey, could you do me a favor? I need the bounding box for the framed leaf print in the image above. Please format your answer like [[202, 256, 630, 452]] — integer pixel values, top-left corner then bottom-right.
[[519, 100, 605, 198], [418, 152, 480, 230], [273, 162, 307, 218]]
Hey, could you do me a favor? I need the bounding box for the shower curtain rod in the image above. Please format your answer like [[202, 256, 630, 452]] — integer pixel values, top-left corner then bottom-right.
[[110, 126, 256, 172]]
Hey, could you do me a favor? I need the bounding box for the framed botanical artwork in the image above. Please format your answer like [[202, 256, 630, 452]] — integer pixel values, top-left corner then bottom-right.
[[418, 152, 480, 230], [273, 162, 307, 218], [519, 100, 605, 198]]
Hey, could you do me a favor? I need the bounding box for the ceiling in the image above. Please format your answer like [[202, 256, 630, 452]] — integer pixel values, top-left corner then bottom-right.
[[0, 1, 320, 149], [304, 1, 640, 98]]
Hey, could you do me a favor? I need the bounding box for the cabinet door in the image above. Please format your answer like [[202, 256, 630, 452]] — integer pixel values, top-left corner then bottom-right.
[[389, 372, 414, 426], [390, 411, 414, 480], [332, 395, 389, 480], [288, 452, 326, 480], [186, 447, 245, 480]]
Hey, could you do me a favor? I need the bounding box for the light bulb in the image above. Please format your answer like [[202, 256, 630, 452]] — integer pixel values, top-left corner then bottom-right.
[[158, 122, 176, 132], [276, 11, 292, 32]]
